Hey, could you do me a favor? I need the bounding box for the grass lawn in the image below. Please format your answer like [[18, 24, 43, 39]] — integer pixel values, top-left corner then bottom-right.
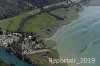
[[0, 18, 13, 29], [48, 49, 59, 59], [23, 13, 57, 34], [44, 40, 57, 48], [0, 9, 40, 31], [26, 53, 50, 66]]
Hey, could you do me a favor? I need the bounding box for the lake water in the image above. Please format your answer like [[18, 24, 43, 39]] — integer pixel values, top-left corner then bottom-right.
[[0, 48, 32, 66], [50, 6, 100, 66]]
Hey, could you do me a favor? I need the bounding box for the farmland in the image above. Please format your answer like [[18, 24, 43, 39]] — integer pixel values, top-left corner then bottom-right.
[[23, 13, 58, 34], [0, 9, 40, 31], [0, 5, 83, 37]]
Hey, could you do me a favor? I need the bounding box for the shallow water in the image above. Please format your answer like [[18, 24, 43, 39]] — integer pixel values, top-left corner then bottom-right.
[[0, 48, 32, 66], [51, 6, 100, 66]]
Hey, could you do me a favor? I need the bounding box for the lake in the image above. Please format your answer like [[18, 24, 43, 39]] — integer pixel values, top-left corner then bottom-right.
[[50, 6, 100, 66]]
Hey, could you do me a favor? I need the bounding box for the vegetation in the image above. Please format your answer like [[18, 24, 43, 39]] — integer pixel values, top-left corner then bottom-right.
[[23, 13, 57, 34], [50, 6, 83, 20], [0, 59, 14, 66], [0, 18, 12, 29], [44, 40, 57, 48], [0, 0, 35, 20], [26, 53, 49, 66], [0, 0, 75, 19], [0, 1, 83, 33], [48, 49, 59, 59], [43, 2, 68, 9], [0, 9, 40, 31]]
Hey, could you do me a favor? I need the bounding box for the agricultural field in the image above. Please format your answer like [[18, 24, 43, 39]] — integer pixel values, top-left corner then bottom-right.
[[0, 5, 83, 36], [0, 18, 13, 29], [0, 6, 83, 36], [26, 53, 49, 66], [0, 9, 40, 31], [23, 13, 58, 34]]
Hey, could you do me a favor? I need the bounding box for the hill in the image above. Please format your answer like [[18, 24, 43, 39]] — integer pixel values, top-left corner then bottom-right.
[[0, 0, 35, 20], [0, 0, 68, 20]]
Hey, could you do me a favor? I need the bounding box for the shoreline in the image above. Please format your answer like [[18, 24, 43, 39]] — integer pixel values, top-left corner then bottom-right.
[[0, 46, 33, 66], [44, 4, 85, 66], [42, 5, 84, 38], [47, 5, 100, 66]]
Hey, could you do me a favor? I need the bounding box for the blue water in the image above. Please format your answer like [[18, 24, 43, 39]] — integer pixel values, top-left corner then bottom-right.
[[51, 6, 100, 66], [0, 48, 32, 66]]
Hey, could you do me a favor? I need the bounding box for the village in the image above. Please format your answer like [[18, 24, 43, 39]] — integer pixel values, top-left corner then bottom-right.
[[0, 28, 49, 55]]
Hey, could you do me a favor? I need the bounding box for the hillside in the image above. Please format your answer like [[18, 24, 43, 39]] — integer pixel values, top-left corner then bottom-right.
[[0, 0, 69, 20], [0, 0, 35, 20]]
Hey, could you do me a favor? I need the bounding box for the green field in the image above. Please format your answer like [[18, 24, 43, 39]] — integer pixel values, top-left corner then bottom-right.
[[51, 6, 83, 20], [0, 18, 13, 29], [0, 8, 58, 34], [0, 6, 82, 35], [23, 13, 57, 34], [26, 53, 50, 66], [0, 5, 83, 35], [0, 8, 59, 37], [0, 9, 40, 31], [0, 6, 83, 36]]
